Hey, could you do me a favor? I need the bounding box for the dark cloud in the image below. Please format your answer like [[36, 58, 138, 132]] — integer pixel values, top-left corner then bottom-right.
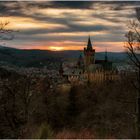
[[19, 1, 140, 11], [29, 1, 93, 9], [0, 1, 140, 51], [0, 1, 93, 16], [136, 7, 140, 21], [101, 1, 140, 10], [0, 2, 25, 16], [0, 1, 139, 22], [0, 1, 139, 16], [19, 23, 123, 36]]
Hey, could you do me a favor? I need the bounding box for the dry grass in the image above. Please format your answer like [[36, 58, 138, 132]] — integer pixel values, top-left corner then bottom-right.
[[55, 128, 96, 139]]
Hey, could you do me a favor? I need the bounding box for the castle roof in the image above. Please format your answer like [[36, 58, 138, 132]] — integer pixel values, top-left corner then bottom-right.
[[87, 36, 93, 50]]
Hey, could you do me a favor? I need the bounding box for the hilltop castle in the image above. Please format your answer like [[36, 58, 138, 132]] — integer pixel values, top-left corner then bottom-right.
[[77, 36, 112, 72], [60, 36, 118, 83]]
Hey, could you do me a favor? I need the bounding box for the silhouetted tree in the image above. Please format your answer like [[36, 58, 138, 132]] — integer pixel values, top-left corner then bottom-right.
[[125, 8, 140, 138], [0, 22, 19, 138], [0, 77, 24, 138], [0, 21, 14, 41], [18, 75, 35, 122]]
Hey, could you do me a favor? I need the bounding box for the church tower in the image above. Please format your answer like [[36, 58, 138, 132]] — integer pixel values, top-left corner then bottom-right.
[[84, 36, 95, 68], [77, 54, 83, 69]]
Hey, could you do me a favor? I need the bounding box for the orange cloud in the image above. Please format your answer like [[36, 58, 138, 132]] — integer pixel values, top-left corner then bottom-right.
[[0, 16, 67, 30]]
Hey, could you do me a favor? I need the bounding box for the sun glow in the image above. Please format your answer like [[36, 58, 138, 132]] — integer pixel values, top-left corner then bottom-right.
[[49, 46, 64, 51]]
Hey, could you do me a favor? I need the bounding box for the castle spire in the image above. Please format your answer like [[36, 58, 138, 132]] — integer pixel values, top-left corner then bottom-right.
[[87, 35, 92, 50], [84, 36, 95, 67]]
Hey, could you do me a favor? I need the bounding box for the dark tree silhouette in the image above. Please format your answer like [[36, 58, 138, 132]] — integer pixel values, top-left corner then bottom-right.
[[0, 21, 15, 41], [125, 8, 140, 138]]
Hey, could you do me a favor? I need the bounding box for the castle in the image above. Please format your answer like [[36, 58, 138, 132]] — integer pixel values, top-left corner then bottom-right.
[[78, 36, 113, 72], [59, 36, 119, 83]]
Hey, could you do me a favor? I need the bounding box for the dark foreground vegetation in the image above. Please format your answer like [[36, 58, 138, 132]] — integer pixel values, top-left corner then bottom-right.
[[0, 70, 137, 139]]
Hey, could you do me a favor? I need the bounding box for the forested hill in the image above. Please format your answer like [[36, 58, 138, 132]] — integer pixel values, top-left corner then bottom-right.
[[0, 46, 128, 67]]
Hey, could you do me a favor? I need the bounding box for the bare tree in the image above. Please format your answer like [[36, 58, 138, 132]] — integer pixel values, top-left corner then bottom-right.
[[18, 74, 35, 122], [0, 21, 15, 41], [125, 8, 140, 138], [0, 77, 23, 138], [0, 72, 40, 138], [0, 21, 20, 138]]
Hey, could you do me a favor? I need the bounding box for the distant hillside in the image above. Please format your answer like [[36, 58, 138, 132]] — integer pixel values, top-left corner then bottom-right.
[[95, 52, 128, 62], [0, 46, 128, 68]]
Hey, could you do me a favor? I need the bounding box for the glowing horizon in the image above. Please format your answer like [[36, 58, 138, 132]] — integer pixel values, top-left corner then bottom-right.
[[11, 41, 125, 52]]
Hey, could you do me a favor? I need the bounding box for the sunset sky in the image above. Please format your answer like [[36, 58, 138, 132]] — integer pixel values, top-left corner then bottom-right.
[[0, 1, 140, 52]]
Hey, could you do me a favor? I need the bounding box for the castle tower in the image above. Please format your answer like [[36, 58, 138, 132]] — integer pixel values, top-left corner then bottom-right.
[[77, 54, 83, 68], [84, 36, 95, 68]]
